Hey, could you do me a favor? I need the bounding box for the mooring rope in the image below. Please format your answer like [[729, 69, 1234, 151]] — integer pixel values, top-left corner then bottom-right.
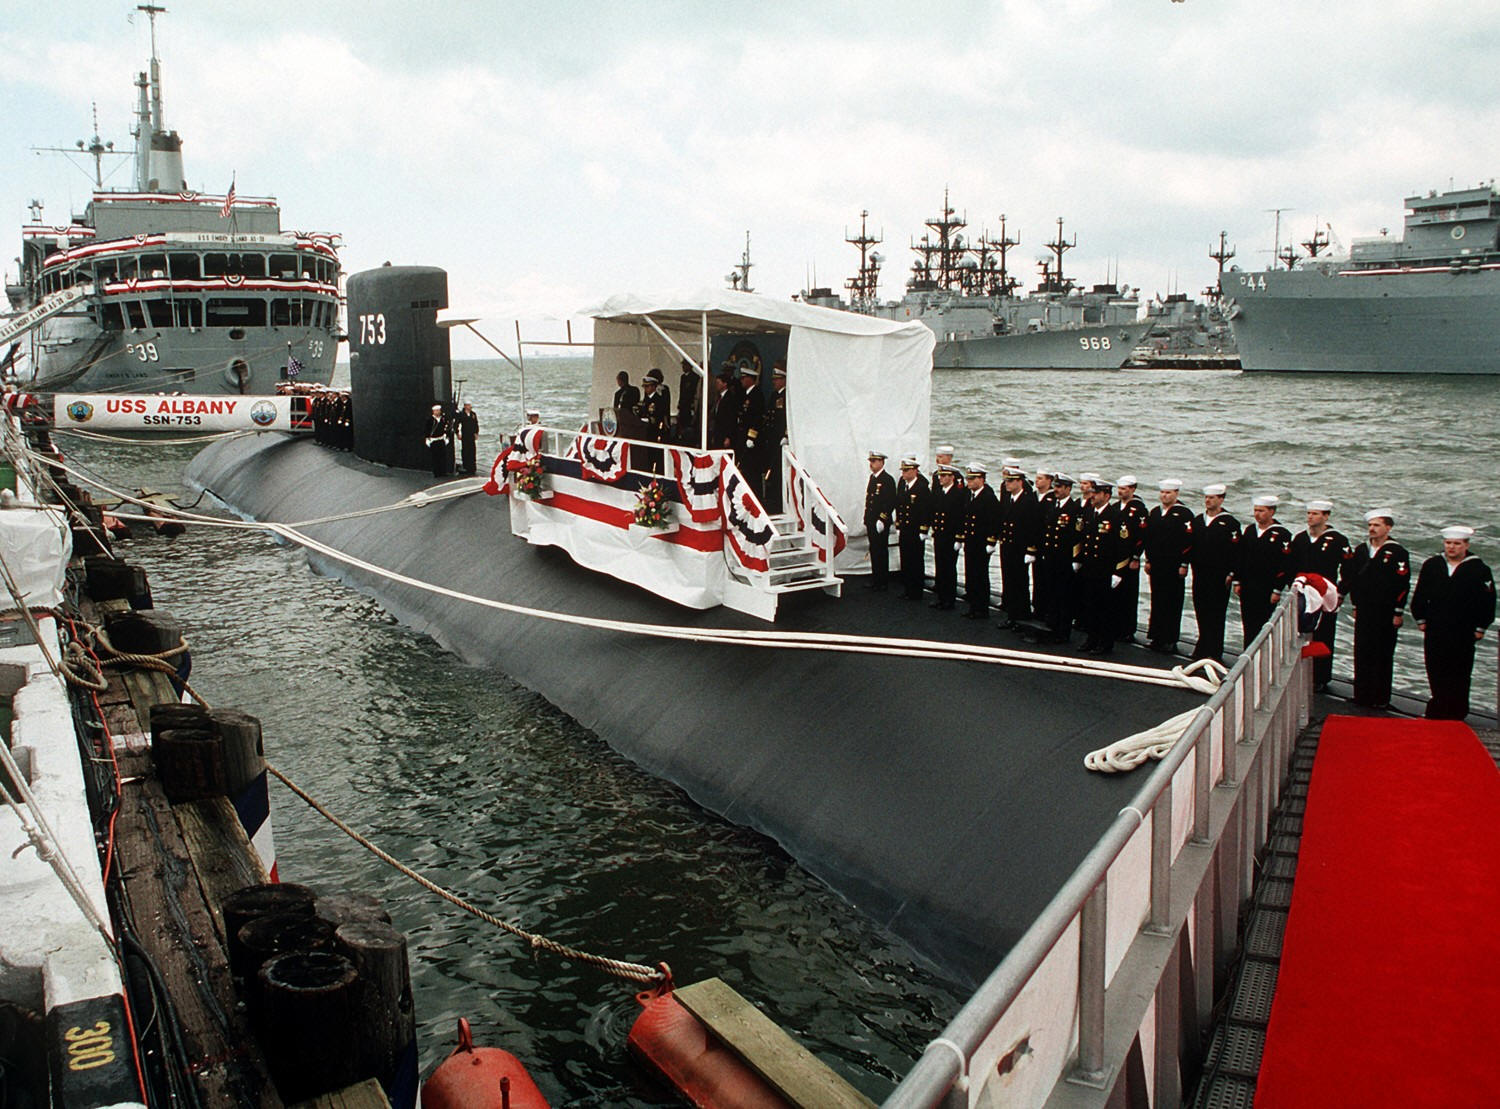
[[265, 761, 667, 986]]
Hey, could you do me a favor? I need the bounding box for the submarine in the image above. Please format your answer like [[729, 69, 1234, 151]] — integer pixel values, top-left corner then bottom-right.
[[185, 265, 1207, 985]]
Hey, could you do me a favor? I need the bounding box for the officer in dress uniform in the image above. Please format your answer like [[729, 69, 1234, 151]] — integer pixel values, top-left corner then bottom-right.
[[959, 463, 1000, 619], [927, 463, 965, 610], [1411, 525, 1496, 720], [998, 467, 1040, 627], [1234, 494, 1293, 642], [612, 371, 640, 434], [1144, 479, 1194, 653], [735, 364, 767, 500], [863, 451, 897, 591], [1032, 469, 1058, 617], [894, 457, 930, 600], [1031, 473, 1080, 644], [635, 368, 670, 473], [708, 367, 738, 450], [764, 362, 788, 512], [1190, 483, 1241, 664], [1289, 498, 1352, 690], [1343, 508, 1410, 709], [1114, 476, 1148, 642], [1076, 479, 1131, 655], [423, 404, 451, 478]]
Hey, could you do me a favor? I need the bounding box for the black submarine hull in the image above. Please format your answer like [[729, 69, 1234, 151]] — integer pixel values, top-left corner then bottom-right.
[[186, 432, 1200, 984]]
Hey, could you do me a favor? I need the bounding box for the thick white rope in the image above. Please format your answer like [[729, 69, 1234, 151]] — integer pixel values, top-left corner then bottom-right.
[[1081, 657, 1227, 772]]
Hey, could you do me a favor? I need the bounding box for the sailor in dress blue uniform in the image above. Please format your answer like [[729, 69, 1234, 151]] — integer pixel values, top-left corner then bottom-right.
[[1289, 498, 1351, 690], [1343, 508, 1410, 709], [1410, 525, 1496, 720]]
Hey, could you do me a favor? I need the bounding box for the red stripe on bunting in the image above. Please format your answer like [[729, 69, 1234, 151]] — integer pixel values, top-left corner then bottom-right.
[[542, 492, 723, 552]]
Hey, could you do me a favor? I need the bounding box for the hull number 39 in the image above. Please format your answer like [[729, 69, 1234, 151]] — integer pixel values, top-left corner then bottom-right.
[[1079, 336, 1112, 350], [358, 313, 387, 345]]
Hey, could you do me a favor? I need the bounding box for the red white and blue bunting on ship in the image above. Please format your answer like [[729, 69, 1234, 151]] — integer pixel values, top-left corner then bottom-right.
[[515, 426, 545, 457], [787, 456, 847, 563], [482, 444, 513, 496], [573, 433, 629, 482], [719, 460, 775, 573], [668, 448, 724, 523]]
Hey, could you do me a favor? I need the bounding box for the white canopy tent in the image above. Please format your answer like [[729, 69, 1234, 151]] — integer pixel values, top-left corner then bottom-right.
[[583, 290, 935, 565]]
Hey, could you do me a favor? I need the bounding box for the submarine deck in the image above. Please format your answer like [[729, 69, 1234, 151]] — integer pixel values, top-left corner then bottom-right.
[[187, 433, 1203, 983]]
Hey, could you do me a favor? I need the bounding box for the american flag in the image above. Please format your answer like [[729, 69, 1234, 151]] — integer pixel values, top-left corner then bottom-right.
[[220, 179, 236, 219], [286, 353, 303, 379]]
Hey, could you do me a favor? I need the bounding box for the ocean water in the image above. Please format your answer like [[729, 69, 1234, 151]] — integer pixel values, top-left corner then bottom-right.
[[61, 359, 1497, 1104]]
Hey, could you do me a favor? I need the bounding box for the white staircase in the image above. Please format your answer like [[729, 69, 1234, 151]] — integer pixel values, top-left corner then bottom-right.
[[763, 514, 842, 595]]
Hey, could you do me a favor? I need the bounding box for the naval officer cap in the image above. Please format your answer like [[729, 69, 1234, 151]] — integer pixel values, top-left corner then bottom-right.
[[867, 450, 886, 461], [737, 362, 759, 379], [899, 456, 920, 469], [966, 462, 988, 477], [1441, 525, 1475, 541], [1118, 474, 1138, 487], [1253, 495, 1279, 508], [1158, 478, 1182, 491], [1053, 472, 1075, 486], [771, 364, 787, 377], [1365, 508, 1395, 523], [644, 367, 664, 383], [1308, 499, 1334, 512], [1094, 478, 1114, 493], [1203, 483, 1227, 496]]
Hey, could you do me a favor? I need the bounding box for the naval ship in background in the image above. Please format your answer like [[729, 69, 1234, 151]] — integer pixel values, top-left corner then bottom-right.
[[1219, 181, 1500, 374], [802, 194, 1150, 369], [1, 5, 341, 395]]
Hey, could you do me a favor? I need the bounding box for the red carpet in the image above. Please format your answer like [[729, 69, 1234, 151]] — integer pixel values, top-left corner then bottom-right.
[[1256, 716, 1500, 1107]]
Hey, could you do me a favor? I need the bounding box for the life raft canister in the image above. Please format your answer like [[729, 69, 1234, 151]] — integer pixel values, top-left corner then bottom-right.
[[420, 1017, 549, 1109], [627, 971, 792, 1109]]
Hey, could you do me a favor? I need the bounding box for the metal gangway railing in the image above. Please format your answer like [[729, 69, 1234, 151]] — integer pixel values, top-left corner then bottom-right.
[[887, 594, 1311, 1108]]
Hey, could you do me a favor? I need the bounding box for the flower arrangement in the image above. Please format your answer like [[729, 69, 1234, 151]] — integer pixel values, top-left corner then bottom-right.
[[511, 453, 546, 499], [633, 480, 671, 528]]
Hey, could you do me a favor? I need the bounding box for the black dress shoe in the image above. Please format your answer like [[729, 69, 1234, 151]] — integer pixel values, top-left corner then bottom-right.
[[963, 611, 986, 620], [929, 600, 944, 609]]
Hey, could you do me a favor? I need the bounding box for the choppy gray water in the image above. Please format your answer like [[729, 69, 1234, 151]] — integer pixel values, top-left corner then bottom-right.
[[62, 360, 1497, 1104]]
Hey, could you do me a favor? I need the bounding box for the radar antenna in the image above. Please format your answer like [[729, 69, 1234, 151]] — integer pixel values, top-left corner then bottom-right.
[[1206, 230, 1235, 303], [1041, 217, 1076, 293], [726, 231, 754, 292]]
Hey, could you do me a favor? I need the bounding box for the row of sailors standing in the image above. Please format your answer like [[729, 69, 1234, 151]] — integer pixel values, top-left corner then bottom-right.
[[865, 451, 1495, 721]]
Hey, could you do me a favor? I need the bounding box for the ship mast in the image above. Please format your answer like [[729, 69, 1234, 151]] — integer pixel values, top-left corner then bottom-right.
[[978, 214, 1020, 297], [1042, 217, 1076, 293], [132, 4, 187, 194], [1206, 230, 1235, 303], [924, 188, 968, 290], [1300, 224, 1330, 258], [32, 102, 121, 189], [843, 210, 883, 312], [726, 231, 754, 292]]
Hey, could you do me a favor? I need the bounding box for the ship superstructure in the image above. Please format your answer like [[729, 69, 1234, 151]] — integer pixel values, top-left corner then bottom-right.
[[1219, 183, 1500, 374], [5, 6, 341, 394]]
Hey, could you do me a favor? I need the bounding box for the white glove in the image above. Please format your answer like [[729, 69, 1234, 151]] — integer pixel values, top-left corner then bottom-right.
[[1072, 561, 1082, 573], [986, 545, 995, 557], [1111, 574, 1122, 589], [1024, 554, 1036, 565]]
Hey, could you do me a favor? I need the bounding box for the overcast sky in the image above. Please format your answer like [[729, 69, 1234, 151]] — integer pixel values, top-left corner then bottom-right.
[[5, 1, 1498, 357]]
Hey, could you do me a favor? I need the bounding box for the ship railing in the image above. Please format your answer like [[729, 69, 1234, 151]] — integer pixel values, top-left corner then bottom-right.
[[887, 594, 1310, 1109]]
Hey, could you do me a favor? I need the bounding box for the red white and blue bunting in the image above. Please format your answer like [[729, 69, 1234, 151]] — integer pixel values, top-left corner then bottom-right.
[[482, 444, 513, 496], [719, 459, 774, 573], [668, 448, 725, 523], [787, 455, 848, 563], [574, 434, 629, 482]]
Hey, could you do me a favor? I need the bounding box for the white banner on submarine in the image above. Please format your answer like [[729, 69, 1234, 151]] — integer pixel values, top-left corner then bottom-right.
[[54, 394, 294, 431]]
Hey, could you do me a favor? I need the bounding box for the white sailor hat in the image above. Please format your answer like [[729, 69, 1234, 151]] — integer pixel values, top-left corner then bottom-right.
[[867, 450, 887, 461], [1053, 472, 1075, 486], [935, 444, 955, 456], [1441, 525, 1474, 541], [1035, 467, 1056, 478], [1118, 474, 1138, 487], [1094, 478, 1115, 493], [1079, 471, 1100, 484], [1307, 499, 1334, 512], [1203, 483, 1227, 496], [1003, 456, 1021, 468], [1253, 495, 1279, 508], [525, 408, 540, 417], [1365, 508, 1395, 523], [899, 456, 920, 469], [1158, 478, 1182, 491], [966, 462, 988, 477]]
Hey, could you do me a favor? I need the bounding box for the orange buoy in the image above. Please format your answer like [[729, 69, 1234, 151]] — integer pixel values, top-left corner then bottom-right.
[[628, 972, 791, 1109], [421, 1017, 550, 1109]]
